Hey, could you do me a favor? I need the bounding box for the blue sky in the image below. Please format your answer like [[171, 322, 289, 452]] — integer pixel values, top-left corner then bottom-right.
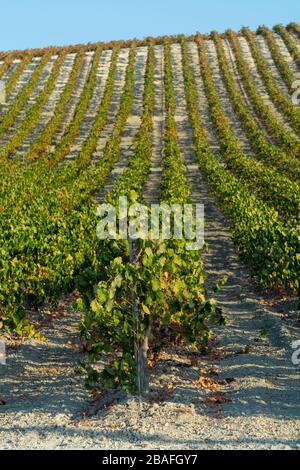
[[1, 0, 299, 51]]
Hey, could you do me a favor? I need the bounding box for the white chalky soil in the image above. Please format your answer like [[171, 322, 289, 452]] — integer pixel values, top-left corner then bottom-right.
[[0, 36, 299, 450]]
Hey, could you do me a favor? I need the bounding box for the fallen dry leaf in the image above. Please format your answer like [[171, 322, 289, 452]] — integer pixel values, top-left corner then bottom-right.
[[165, 383, 175, 395], [174, 407, 193, 414], [204, 392, 232, 405], [147, 359, 156, 369], [193, 376, 218, 391]]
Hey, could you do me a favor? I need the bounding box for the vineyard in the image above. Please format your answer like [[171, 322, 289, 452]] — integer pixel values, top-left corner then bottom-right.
[[0, 22, 300, 449]]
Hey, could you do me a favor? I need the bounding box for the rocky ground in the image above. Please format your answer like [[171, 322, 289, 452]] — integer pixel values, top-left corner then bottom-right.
[[0, 276, 299, 450], [0, 36, 299, 451]]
